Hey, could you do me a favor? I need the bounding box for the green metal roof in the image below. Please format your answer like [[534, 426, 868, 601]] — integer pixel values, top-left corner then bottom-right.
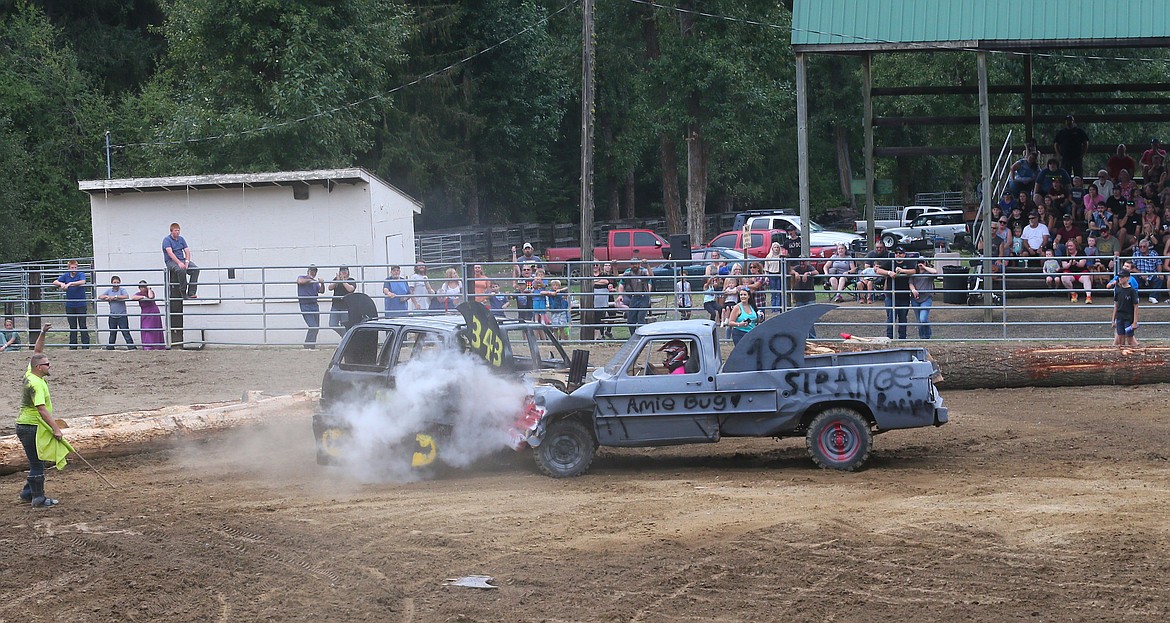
[[792, 0, 1170, 51]]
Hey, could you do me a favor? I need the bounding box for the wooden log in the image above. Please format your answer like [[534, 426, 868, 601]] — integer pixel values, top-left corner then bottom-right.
[[828, 342, 1170, 391], [930, 344, 1170, 390], [0, 391, 318, 475]]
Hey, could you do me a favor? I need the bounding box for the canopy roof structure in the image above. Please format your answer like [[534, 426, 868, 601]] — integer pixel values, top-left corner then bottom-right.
[[792, 0, 1170, 52], [788, 0, 1170, 248]]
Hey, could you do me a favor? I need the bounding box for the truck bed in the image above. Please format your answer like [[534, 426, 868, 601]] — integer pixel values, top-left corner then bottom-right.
[[803, 347, 930, 369]]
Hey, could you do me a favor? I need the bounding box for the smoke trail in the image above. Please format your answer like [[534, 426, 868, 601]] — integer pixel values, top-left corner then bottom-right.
[[329, 346, 530, 482]]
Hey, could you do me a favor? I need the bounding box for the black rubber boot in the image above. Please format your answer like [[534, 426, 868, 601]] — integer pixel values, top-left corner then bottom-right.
[[19, 478, 32, 502], [29, 475, 57, 508]]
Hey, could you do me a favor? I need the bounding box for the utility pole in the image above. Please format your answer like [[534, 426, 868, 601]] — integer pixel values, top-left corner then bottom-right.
[[579, 0, 596, 264]]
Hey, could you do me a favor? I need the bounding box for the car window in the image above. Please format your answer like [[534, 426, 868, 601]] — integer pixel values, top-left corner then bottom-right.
[[911, 216, 930, 227], [710, 233, 736, 248], [624, 338, 700, 376], [396, 330, 446, 365], [749, 233, 765, 248], [338, 327, 397, 371], [612, 231, 630, 246], [632, 231, 658, 247]]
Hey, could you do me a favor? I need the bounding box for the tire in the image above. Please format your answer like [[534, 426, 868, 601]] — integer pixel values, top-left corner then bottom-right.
[[805, 408, 872, 471], [881, 234, 898, 249], [534, 418, 596, 478]]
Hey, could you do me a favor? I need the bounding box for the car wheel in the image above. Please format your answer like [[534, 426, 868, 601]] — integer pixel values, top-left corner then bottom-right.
[[805, 408, 872, 471], [881, 234, 898, 249], [534, 418, 596, 478]]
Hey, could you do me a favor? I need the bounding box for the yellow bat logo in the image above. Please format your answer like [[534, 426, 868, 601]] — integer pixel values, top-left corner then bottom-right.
[[319, 428, 346, 457], [411, 433, 437, 467]]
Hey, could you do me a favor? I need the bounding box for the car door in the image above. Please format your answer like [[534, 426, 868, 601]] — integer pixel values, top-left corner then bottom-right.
[[906, 216, 932, 239], [631, 230, 663, 260], [315, 326, 398, 461], [591, 336, 721, 446]]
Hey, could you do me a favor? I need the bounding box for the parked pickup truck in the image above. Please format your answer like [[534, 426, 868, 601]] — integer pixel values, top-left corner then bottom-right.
[[545, 229, 670, 274], [522, 304, 948, 477], [706, 229, 787, 258], [854, 205, 952, 236]]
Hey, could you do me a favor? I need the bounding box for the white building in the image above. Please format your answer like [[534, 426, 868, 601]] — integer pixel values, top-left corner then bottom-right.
[[78, 168, 421, 346]]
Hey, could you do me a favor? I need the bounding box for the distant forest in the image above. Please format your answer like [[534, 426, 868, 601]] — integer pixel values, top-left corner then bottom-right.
[[1, 0, 1165, 262]]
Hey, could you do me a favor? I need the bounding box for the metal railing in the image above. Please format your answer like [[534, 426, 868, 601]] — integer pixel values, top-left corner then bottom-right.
[[1, 255, 1163, 348]]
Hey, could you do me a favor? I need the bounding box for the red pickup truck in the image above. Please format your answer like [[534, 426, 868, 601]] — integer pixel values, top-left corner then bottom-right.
[[707, 229, 787, 258], [707, 229, 843, 260], [545, 229, 671, 274]]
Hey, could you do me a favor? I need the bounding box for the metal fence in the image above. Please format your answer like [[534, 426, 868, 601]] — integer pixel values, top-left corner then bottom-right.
[[1, 254, 1164, 349]]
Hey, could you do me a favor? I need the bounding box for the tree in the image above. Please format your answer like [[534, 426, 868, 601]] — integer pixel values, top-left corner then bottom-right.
[[117, 0, 412, 176], [0, 2, 110, 260]]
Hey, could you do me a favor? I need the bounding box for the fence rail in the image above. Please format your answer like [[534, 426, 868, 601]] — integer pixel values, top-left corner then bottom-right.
[[2, 254, 1165, 349]]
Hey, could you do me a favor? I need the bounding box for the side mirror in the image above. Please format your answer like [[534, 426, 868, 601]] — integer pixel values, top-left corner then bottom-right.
[[654, 240, 663, 248]]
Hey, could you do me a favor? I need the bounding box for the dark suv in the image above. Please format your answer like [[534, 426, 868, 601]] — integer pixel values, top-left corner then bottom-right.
[[312, 315, 569, 467]]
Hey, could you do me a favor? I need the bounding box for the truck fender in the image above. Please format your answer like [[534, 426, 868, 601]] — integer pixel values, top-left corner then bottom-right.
[[528, 383, 599, 446], [799, 400, 875, 429]]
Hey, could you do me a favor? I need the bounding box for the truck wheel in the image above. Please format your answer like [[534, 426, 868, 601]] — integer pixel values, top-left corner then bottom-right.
[[881, 233, 898, 250], [534, 418, 596, 478], [805, 408, 872, 471]]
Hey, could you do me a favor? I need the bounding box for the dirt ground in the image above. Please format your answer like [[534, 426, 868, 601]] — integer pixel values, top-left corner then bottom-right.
[[2, 347, 1169, 622]]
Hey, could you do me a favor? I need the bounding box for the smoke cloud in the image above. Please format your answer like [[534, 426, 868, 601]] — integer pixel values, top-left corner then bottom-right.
[[330, 347, 531, 483]]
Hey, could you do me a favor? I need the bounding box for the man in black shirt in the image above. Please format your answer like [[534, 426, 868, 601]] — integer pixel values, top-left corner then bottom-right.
[[781, 225, 803, 258], [1053, 114, 1090, 177]]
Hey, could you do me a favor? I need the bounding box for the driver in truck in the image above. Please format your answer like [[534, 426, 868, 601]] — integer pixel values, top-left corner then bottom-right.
[[658, 339, 690, 375]]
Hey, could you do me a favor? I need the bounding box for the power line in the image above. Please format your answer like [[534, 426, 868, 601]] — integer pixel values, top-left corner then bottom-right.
[[112, 0, 580, 150]]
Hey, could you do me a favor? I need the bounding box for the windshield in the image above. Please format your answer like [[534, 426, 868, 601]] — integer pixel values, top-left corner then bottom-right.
[[601, 337, 642, 376]]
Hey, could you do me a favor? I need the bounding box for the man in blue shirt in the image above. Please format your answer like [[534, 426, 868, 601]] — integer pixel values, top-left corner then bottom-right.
[[163, 222, 200, 298], [97, 275, 135, 350], [296, 265, 325, 349], [52, 260, 90, 349], [382, 266, 410, 318]]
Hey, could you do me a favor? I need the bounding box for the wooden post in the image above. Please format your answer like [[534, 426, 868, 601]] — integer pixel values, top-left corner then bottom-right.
[[579, 0, 595, 264], [978, 51, 994, 319], [167, 271, 183, 348], [863, 53, 875, 245], [796, 52, 811, 247], [27, 270, 41, 342]]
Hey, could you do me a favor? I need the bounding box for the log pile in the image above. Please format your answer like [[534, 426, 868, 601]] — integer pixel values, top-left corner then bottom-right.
[[0, 391, 317, 475]]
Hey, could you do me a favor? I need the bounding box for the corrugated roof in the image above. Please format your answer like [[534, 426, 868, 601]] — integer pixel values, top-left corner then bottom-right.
[[78, 167, 422, 209], [792, 0, 1170, 51]]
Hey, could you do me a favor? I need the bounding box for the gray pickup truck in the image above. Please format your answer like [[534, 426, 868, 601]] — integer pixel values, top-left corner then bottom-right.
[[524, 304, 948, 477]]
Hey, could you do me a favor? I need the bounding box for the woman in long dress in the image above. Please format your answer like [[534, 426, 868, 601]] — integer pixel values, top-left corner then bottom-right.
[[132, 281, 165, 350]]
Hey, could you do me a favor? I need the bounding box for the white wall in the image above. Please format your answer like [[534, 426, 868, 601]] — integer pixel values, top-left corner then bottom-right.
[[86, 175, 418, 346]]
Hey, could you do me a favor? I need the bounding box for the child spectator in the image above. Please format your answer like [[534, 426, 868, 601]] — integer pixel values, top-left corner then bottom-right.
[[702, 277, 721, 321], [1042, 249, 1061, 289], [530, 268, 549, 324], [1112, 268, 1139, 346], [674, 276, 693, 320], [546, 279, 570, 339], [0, 318, 20, 352]]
